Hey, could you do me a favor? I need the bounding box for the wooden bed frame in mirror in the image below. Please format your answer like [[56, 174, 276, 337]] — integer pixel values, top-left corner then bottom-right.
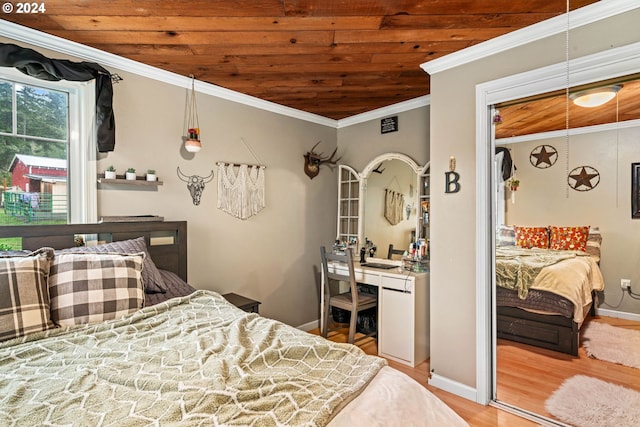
[[0, 221, 187, 281]]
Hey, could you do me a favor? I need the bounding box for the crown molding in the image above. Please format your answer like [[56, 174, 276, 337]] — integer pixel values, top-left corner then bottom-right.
[[0, 20, 339, 128], [421, 0, 640, 75], [337, 95, 430, 128]]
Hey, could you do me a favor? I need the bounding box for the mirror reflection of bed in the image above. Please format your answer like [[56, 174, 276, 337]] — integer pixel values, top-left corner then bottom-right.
[[492, 73, 640, 420]]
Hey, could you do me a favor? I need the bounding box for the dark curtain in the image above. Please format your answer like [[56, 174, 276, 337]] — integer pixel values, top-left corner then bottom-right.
[[0, 43, 115, 152], [495, 147, 515, 181]]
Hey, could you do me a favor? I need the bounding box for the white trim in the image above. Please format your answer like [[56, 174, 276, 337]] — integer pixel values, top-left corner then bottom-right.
[[296, 319, 320, 332], [360, 152, 421, 177], [475, 81, 492, 405], [421, 0, 640, 75], [72, 80, 97, 223], [475, 36, 640, 410], [336, 96, 430, 128], [490, 401, 569, 427], [428, 373, 477, 402], [496, 118, 640, 145], [0, 19, 428, 128], [596, 308, 640, 322], [0, 67, 96, 223]]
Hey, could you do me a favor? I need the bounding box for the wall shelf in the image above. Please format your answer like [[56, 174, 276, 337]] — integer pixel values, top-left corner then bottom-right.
[[97, 174, 163, 187]]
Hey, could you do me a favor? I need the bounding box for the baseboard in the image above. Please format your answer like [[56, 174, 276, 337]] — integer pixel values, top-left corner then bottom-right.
[[428, 373, 477, 402], [595, 308, 640, 322], [297, 319, 319, 332]]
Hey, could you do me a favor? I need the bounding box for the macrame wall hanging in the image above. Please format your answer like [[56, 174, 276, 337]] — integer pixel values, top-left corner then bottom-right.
[[217, 138, 266, 220], [184, 75, 202, 153], [384, 189, 404, 225], [383, 175, 404, 225]]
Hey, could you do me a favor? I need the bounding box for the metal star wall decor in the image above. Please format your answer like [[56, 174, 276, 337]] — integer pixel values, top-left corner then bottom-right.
[[568, 166, 600, 191], [529, 144, 558, 168]]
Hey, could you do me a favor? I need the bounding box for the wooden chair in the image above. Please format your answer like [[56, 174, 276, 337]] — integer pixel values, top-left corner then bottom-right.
[[320, 246, 377, 344], [387, 244, 405, 260]]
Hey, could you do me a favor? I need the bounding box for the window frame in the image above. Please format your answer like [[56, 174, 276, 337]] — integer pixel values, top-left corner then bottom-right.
[[0, 67, 97, 223]]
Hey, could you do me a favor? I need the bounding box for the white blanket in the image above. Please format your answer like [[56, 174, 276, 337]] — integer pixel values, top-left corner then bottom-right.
[[530, 255, 604, 323]]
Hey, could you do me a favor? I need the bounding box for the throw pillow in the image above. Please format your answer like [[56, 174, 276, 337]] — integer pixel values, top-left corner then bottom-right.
[[49, 252, 145, 326], [0, 248, 55, 341], [585, 227, 602, 262], [58, 236, 166, 294], [549, 226, 590, 251], [497, 225, 516, 246], [514, 226, 549, 249]]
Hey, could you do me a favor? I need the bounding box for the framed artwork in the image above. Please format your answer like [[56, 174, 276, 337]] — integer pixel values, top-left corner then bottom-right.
[[633, 162, 640, 219]]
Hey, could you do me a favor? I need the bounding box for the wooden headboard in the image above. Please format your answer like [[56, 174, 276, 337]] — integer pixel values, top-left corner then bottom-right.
[[0, 221, 187, 281]]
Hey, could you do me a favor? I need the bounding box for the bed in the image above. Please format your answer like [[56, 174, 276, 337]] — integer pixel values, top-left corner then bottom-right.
[[495, 225, 604, 355], [0, 221, 467, 426]]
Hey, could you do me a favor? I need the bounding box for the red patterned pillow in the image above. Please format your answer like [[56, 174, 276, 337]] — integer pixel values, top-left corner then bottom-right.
[[549, 226, 589, 251], [514, 226, 549, 249]]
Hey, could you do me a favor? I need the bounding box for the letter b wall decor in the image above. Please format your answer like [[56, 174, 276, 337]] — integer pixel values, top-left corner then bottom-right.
[[445, 171, 461, 193]]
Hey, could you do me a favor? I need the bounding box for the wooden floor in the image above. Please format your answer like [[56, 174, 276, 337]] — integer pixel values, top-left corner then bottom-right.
[[497, 315, 640, 422], [311, 314, 640, 427]]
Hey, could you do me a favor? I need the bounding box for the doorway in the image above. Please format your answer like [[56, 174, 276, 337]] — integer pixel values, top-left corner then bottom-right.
[[475, 41, 640, 419]]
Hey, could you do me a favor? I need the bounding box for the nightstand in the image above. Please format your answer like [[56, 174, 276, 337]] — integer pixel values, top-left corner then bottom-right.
[[222, 293, 261, 314]]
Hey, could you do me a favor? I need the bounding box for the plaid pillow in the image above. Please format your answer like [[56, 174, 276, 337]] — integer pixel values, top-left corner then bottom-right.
[[49, 252, 145, 326], [58, 237, 166, 294], [0, 248, 55, 341], [586, 227, 602, 263], [497, 225, 516, 246]]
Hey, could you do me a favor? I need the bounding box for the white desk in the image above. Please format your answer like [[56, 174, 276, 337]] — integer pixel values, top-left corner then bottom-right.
[[322, 259, 429, 367]]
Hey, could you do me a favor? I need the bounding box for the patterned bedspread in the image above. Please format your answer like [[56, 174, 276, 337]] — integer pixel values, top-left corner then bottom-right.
[[0, 290, 386, 426], [496, 246, 604, 323], [496, 246, 581, 299]]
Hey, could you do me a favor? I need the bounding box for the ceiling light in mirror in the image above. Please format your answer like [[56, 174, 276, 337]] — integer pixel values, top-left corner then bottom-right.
[[570, 85, 621, 108]]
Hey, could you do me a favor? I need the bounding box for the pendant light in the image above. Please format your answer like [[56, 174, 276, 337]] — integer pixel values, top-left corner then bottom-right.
[[185, 75, 201, 153]]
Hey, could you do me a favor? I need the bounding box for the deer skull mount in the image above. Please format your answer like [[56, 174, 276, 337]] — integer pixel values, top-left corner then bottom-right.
[[176, 167, 214, 205], [303, 141, 342, 179]]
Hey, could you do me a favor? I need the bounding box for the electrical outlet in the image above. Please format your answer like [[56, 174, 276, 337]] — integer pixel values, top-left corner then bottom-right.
[[621, 279, 631, 289]]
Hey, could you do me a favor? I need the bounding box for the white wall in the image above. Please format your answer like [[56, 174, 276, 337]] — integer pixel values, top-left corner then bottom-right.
[[427, 8, 640, 391], [338, 106, 429, 171], [98, 70, 339, 327]]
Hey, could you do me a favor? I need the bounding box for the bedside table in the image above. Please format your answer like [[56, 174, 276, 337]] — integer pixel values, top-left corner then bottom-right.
[[222, 293, 261, 314]]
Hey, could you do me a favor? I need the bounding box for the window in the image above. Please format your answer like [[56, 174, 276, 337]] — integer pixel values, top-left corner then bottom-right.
[[0, 68, 96, 233]]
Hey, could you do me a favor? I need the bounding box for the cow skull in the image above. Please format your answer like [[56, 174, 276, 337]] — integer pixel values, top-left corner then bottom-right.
[[303, 141, 341, 179], [176, 167, 214, 205]]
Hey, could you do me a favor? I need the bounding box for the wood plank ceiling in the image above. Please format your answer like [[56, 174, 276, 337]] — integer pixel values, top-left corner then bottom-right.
[[496, 78, 640, 139], [4, 0, 599, 121]]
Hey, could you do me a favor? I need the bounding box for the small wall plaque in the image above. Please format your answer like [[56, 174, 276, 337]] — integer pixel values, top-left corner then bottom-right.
[[381, 116, 398, 134]]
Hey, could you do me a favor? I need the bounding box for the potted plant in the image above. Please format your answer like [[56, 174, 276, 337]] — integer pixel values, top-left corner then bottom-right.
[[104, 165, 116, 180], [126, 167, 137, 180], [184, 127, 201, 152], [509, 178, 520, 191], [146, 169, 157, 182]]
